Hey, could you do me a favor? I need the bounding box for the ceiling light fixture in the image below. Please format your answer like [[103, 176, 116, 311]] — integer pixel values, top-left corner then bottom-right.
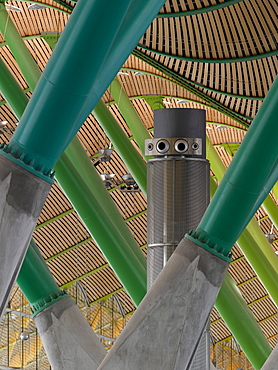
[[28, 4, 47, 10], [5, 4, 22, 12], [92, 149, 113, 167], [134, 71, 147, 76], [117, 71, 129, 76], [177, 99, 187, 104], [100, 173, 140, 193]]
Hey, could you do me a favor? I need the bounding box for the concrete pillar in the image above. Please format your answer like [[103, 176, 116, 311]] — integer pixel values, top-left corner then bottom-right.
[[0, 156, 50, 322], [35, 296, 106, 370], [261, 345, 278, 370], [98, 239, 228, 370]]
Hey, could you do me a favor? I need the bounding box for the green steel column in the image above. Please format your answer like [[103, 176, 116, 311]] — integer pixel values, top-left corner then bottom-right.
[[215, 273, 271, 370], [75, 0, 170, 129], [110, 77, 151, 156], [0, 57, 29, 118], [0, 57, 147, 306], [54, 153, 146, 306], [206, 136, 278, 272], [210, 177, 278, 306], [196, 76, 278, 257], [65, 136, 146, 268], [0, 2, 41, 90], [273, 182, 278, 199], [2, 0, 133, 176], [93, 100, 147, 196], [16, 240, 68, 315], [262, 194, 278, 230]]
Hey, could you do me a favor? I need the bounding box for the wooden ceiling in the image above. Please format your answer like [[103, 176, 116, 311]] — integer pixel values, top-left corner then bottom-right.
[[0, 0, 277, 368]]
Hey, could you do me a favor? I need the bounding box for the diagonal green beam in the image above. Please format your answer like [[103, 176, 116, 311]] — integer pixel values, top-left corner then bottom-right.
[[93, 99, 147, 196], [156, 0, 245, 18], [65, 136, 146, 267], [54, 153, 146, 306], [262, 194, 278, 230], [206, 136, 278, 273], [0, 3, 41, 91], [137, 44, 278, 64], [210, 177, 278, 306], [110, 76, 151, 156], [0, 38, 147, 307]]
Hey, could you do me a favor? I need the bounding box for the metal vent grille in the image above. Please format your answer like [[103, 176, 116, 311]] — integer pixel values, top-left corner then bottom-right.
[[147, 157, 210, 287]]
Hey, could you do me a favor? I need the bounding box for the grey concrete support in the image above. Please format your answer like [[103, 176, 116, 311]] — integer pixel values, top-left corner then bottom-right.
[[0, 156, 50, 322], [35, 296, 106, 370], [261, 345, 278, 370], [98, 239, 228, 370]]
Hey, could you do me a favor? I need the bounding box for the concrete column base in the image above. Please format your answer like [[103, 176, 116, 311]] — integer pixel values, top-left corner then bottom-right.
[[261, 345, 278, 370], [0, 156, 50, 322], [98, 238, 228, 370], [35, 296, 106, 370]]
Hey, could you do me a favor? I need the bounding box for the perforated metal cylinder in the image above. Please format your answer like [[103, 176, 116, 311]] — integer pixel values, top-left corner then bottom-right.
[[147, 157, 210, 288]]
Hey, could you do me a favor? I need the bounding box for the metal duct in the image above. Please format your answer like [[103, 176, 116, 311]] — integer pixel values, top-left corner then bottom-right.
[[147, 157, 210, 287], [146, 108, 210, 369]]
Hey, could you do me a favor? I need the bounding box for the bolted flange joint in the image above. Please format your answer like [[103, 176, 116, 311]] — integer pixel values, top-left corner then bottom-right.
[[186, 229, 232, 262]]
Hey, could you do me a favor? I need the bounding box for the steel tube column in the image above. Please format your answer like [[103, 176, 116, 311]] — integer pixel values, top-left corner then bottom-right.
[[262, 194, 278, 230]]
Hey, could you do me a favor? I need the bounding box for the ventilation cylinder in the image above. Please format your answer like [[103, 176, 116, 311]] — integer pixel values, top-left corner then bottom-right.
[[146, 108, 210, 289]]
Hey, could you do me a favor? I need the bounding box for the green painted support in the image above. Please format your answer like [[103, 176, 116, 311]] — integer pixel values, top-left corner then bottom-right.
[[74, 0, 172, 133], [0, 53, 146, 307], [0, 2, 41, 91], [93, 99, 147, 196], [2, 0, 134, 177], [137, 44, 278, 64], [262, 194, 278, 230], [143, 95, 165, 110], [110, 77, 151, 156], [65, 136, 146, 268], [215, 273, 271, 370], [206, 136, 278, 272], [156, 0, 245, 18], [0, 57, 29, 118], [273, 182, 278, 199], [191, 75, 278, 258], [210, 178, 278, 306], [54, 153, 146, 306], [16, 240, 68, 315]]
